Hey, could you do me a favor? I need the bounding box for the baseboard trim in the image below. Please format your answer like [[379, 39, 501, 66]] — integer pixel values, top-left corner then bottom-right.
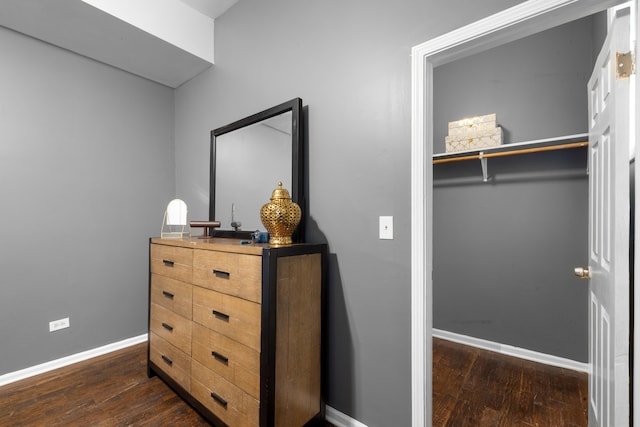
[[0, 333, 148, 387], [326, 406, 368, 427], [433, 329, 589, 373]]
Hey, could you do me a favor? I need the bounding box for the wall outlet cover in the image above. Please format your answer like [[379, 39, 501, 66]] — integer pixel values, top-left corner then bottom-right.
[[49, 317, 70, 332]]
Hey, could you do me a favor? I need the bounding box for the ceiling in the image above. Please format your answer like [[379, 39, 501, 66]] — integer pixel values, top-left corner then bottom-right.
[[0, 0, 238, 88], [180, 0, 238, 19]]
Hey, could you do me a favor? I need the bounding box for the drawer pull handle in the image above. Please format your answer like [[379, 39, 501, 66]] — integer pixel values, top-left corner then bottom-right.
[[212, 310, 230, 322], [161, 322, 174, 332], [162, 290, 174, 300], [212, 269, 230, 279], [211, 351, 229, 365], [162, 260, 175, 267], [210, 392, 228, 409], [161, 354, 173, 366]]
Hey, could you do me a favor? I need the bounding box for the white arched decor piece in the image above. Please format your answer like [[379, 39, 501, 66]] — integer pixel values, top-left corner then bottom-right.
[[161, 198, 190, 238], [410, 0, 626, 425]]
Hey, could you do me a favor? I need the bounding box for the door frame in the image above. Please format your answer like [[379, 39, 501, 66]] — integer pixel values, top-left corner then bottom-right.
[[410, 0, 635, 425]]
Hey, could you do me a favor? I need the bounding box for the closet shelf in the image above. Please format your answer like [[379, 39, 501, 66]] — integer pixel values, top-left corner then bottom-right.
[[433, 134, 589, 181]]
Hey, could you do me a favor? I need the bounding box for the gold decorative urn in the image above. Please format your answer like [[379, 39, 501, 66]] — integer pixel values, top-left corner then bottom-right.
[[260, 182, 301, 246]]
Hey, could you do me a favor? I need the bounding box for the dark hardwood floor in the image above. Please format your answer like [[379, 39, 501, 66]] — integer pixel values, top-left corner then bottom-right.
[[0, 343, 211, 426], [0, 339, 587, 426], [433, 337, 588, 426]]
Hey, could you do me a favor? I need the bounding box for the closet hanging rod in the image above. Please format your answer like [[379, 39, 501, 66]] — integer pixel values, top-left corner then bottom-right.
[[432, 141, 588, 164]]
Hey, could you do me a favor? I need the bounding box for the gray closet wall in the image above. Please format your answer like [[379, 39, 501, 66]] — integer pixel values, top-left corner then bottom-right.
[[433, 14, 605, 362]]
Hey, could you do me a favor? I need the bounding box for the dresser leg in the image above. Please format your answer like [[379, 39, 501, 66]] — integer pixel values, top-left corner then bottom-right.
[[147, 364, 158, 379]]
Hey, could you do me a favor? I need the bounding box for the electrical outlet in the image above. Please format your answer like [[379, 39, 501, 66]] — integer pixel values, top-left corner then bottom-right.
[[49, 317, 70, 332]]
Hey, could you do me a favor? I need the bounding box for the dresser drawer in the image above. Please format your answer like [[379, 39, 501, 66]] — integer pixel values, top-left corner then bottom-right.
[[150, 303, 192, 354], [192, 250, 262, 304], [151, 274, 192, 320], [191, 360, 259, 427], [192, 323, 260, 399], [149, 332, 191, 391], [192, 286, 261, 352], [151, 244, 193, 283]]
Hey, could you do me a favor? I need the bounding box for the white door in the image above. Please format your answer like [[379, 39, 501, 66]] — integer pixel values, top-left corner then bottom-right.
[[584, 9, 631, 426]]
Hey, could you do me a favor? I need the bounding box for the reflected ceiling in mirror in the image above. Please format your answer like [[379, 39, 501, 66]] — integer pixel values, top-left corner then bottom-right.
[[209, 98, 304, 241]]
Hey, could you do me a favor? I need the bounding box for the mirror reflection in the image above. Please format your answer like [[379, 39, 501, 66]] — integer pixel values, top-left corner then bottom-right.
[[215, 112, 292, 232], [209, 98, 304, 241]]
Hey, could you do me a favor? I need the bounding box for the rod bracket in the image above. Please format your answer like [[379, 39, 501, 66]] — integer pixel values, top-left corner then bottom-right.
[[479, 152, 488, 182]]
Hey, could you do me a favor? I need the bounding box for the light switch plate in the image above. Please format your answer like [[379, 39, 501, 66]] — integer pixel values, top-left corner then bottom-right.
[[379, 216, 393, 239]]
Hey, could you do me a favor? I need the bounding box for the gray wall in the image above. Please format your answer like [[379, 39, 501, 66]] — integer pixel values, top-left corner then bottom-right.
[[1, 1, 574, 426], [432, 16, 601, 361], [0, 27, 174, 373], [173, 0, 525, 425]]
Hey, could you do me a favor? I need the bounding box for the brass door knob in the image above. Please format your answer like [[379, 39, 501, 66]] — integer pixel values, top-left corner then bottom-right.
[[574, 266, 591, 279]]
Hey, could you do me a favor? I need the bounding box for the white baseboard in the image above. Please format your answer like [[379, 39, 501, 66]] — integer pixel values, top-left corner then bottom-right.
[[0, 333, 148, 387], [433, 328, 589, 373], [326, 406, 368, 427]]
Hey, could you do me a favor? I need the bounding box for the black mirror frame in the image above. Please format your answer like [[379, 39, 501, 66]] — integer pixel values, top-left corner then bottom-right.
[[209, 98, 305, 242]]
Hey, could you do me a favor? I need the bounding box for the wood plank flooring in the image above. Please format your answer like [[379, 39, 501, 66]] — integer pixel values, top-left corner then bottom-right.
[[0, 343, 211, 426], [433, 337, 588, 426], [0, 338, 587, 426]]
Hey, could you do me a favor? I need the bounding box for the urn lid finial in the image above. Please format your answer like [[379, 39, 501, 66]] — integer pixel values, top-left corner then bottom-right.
[[270, 181, 290, 200]]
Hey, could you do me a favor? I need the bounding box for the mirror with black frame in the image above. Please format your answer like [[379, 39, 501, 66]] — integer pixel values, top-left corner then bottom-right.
[[209, 98, 305, 242]]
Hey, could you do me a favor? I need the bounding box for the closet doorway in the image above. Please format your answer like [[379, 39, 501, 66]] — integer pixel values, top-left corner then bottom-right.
[[431, 13, 597, 366], [409, 1, 638, 426]]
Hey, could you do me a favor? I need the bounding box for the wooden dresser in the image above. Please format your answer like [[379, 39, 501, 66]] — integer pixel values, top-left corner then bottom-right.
[[148, 237, 326, 427]]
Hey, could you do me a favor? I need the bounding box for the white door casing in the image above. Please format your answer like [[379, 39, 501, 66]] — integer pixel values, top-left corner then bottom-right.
[[587, 9, 631, 426], [410, 1, 635, 426]]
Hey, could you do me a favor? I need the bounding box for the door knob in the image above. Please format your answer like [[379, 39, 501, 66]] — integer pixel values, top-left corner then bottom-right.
[[574, 266, 591, 279]]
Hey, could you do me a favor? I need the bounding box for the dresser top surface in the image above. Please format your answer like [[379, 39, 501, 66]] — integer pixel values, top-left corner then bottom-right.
[[150, 237, 326, 257], [151, 237, 267, 255]]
